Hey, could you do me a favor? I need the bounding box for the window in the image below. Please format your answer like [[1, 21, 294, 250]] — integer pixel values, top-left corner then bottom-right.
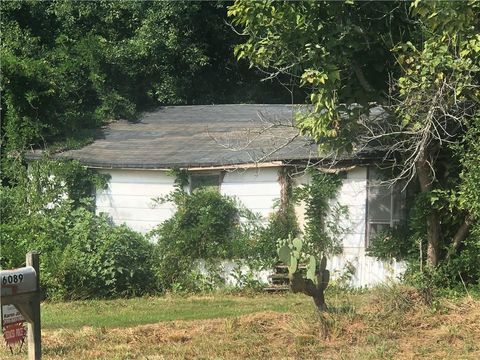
[[366, 168, 405, 245], [190, 172, 221, 192]]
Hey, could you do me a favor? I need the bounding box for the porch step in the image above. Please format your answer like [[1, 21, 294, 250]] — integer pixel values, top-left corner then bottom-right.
[[263, 285, 290, 292], [269, 273, 289, 280], [263, 262, 301, 293], [274, 264, 306, 270]]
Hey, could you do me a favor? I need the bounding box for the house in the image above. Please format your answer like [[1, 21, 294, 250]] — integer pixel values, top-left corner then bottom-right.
[[55, 104, 406, 287]]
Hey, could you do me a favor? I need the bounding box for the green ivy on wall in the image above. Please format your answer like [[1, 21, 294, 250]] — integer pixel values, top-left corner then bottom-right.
[[293, 168, 347, 256]]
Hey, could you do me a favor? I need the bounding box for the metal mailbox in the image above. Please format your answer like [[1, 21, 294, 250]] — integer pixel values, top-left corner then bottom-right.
[[1, 266, 37, 296], [0, 252, 42, 359]]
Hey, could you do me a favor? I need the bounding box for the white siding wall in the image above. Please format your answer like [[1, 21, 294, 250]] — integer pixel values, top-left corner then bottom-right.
[[221, 168, 281, 219], [95, 169, 176, 234], [294, 167, 405, 287], [96, 166, 404, 287], [96, 168, 281, 234]]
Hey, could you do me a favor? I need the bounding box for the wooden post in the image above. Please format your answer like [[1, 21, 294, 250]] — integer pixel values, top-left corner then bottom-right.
[[26, 251, 41, 360]]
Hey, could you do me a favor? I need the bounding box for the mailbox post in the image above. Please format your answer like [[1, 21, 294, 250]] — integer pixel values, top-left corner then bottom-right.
[[1, 251, 41, 360]]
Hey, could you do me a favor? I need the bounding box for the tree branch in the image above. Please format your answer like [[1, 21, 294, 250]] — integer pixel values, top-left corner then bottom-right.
[[352, 61, 374, 93], [452, 217, 472, 252]]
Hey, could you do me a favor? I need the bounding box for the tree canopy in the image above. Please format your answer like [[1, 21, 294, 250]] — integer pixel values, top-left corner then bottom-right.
[[1, 0, 288, 154], [229, 0, 415, 151], [229, 0, 480, 273]]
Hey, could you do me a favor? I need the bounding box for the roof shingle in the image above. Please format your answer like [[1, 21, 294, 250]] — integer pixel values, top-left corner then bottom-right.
[[55, 104, 322, 169]]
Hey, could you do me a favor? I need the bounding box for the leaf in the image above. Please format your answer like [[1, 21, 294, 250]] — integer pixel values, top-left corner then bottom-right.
[[288, 256, 298, 275], [306, 255, 317, 283], [278, 244, 291, 266], [292, 237, 303, 252]]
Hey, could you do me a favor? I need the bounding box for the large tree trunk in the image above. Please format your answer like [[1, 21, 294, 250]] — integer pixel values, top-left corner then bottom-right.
[[416, 152, 442, 266]]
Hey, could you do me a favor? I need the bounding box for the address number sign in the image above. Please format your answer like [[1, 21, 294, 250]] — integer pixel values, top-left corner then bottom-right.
[[1, 267, 37, 296]]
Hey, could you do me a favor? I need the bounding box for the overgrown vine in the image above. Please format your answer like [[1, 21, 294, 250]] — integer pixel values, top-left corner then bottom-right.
[[293, 168, 347, 256]]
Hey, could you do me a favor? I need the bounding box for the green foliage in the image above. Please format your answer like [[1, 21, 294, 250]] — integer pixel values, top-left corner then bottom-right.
[[391, 0, 480, 279], [366, 225, 416, 262], [442, 225, 480, 286], [231, 0, 479, 288], [457, 113, 480, 221], [1, 1, 288, 153], [56, 210, 156, 300], [0, 158, 106, 268], [274, 171, 344, 310], [278, 236, 302, 275], [0, 186, 75, 273], [252, 207, 299, 266], [229, 0, 413, 151], [394, 1, 480, 130], [229, 264, 264, 291], [277, 237, 330, 290], [255, 169, 345, 275], [0, 157, 155, 299], [249, 170, 300, 267], [277, 236, 330, 310], [404, 225, 480, 292], [150, 187, 258, 291], [294, 169, 346, 256]]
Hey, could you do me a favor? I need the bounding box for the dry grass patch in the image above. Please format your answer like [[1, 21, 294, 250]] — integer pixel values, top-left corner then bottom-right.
[[1, 289, 479, 359]]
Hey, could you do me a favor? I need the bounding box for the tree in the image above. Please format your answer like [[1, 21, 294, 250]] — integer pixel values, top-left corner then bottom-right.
[[228, 0, 414, 152], [0, 1, 292, 296], [1, 0, 288, 155], [389, 1, 479, 266], [229, 0, 479, 270]]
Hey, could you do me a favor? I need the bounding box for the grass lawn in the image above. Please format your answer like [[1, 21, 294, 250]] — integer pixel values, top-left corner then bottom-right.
[[40, 292, 311, 329], [1, 288, 479, 359]]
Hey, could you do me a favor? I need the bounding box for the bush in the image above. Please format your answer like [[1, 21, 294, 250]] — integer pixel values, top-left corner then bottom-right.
[[150, 187, 258, 291], [366, 224, 417, 261], [247, 204, 299, 268], [56, 209, 156, 299], [0, 159, 92, 269], [443, 225, 480, 286], [1, 158, 156, 299], [293, 169, 346, 256]]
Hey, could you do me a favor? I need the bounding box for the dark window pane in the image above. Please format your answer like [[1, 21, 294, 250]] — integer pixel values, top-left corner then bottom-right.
[[367, 167, 406, 244], [190, 174, 220, 191], [368, 184, 391, 221], [369, 222, 390, 238]]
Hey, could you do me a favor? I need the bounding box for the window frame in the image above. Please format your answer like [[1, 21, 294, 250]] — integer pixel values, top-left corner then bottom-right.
[[365, 167, 406, 246]]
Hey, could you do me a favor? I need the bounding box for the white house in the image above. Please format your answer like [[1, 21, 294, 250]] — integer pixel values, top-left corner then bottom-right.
[[56, 104, 406, 287]]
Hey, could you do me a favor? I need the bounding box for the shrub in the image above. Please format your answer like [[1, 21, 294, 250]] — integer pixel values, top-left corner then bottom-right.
[[57, 209, 156, 299], [242, 168, 300, 269], [366, 224, 417, 261], [293, 169, 346, 256], [1, 157, 155, 299], [150, 187, 257, 291], [0, 163, 90, 297], [249, 197, 300, 268]]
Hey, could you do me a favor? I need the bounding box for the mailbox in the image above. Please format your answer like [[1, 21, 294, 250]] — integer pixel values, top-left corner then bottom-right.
[[1, 252, 42, 359], [1, 266, 37, 296]]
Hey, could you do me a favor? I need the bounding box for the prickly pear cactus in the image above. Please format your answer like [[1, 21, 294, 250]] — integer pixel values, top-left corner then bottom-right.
[[277, 237, 330, 311], [277, 235, 302, 276], [317, 256, 330, 292]]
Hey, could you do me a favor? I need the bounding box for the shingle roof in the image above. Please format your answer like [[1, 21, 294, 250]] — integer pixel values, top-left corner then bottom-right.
[[50, 104, 370, 169]]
